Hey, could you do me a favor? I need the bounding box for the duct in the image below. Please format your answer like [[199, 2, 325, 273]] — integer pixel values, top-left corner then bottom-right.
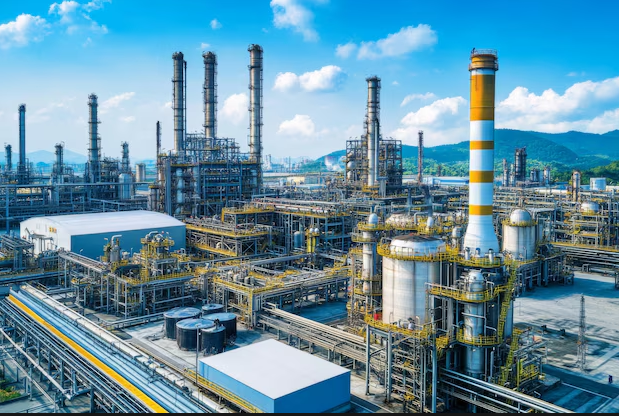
[[203, 51, 217, 139], [248, 44, 263, 189], [172, 52, 186, 156], [366, 76, 380, 186], [88, 94, 101, 183]]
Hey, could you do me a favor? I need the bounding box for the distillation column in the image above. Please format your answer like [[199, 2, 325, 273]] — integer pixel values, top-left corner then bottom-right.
[[462, 49, 500, 254], [121, 142, 130, 173], [417, 130, 424, 184], [366, 76, 380, 187], [502, 158, 509, 187], [172, 52, 186, 157], [248, 44, 263, 190], [5, 145, 12, 173], [203, 51, 217, 139], [54, 143, 64, 183], [88, 94, 101, 183], [17, 104, 26, 183]]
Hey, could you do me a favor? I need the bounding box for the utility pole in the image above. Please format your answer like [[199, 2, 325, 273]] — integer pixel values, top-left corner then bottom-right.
[[577, 295, 587, 371]]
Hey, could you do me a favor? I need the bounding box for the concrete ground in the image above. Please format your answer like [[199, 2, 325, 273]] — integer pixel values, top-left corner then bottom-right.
[[514, 271, 619, 413]]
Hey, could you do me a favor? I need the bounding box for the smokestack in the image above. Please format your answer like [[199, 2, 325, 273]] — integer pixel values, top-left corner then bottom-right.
[[4, 144, 12, 173], [54, 143, 64, 181], [248, 44, 263, 188], [121, 141, 130, 173], [462, 49, 500, 255], [172, 52, 186, 155], [417, 130, 424, 184], [18, 104, 26, 172], [88, 94, 100, 183], [203, 51, 217, 139], [366, 76, 380, 186]]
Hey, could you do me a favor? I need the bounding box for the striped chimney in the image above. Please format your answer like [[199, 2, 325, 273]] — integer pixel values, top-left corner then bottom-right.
[[462, 49, 500, 255]]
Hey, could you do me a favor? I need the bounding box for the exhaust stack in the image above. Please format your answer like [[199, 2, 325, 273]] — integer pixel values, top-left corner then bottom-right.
[[248, 44, 263, 189], [365, 76, 380, 186], [18, 104, 26, 174], [88, 94, 101, 183], [172, 52, 186, 155], [203, 51, 217, 139], [121, 141, 130, 173], [462, 49, 500, 255]]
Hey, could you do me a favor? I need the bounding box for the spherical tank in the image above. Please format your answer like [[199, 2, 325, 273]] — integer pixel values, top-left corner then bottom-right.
[[176, 318, 215, 351], [502, 209, 537, 260], [163, 307, 201, 339], [201, 303, 224, 316], [201, 325, 226, 355], [203, 312, 237, 341], [381, 235, 445, 325]]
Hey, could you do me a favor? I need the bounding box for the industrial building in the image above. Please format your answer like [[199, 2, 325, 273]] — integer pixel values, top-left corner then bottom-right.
[[0, 44, 617, 415]]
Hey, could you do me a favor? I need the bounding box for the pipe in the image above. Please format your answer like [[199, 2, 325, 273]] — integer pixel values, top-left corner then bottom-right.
[[172, 52, 186, 155], [462, 48, 500, 254], [88, 94, 100, 183], [418, 130, 424, 184], [366, 76, 380, 186], [203, 51, 217, 139], [248, 44, 263, 189]]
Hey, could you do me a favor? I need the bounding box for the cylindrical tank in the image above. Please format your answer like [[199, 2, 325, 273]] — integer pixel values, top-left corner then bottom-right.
[[201, 325, 226, 355], [202, 303, 224, 316], [176, 319, 215, 351], [590, 178, 607, 191], [135, 163, 146, 182], [463, 270, 486, 377], [203, 312, 237, 341], [118, 173, 133, 200], [163, 307, 201, 339], [581, 201, 600, 214], [148, 186, 159, 211], [381, 235, 446, 325], [293, 231, 304, 249], [502, 209, 537, 260]]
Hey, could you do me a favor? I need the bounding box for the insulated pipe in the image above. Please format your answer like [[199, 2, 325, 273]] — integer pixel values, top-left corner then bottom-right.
[[172, 52, 186, 155], [366, 76, 380, 186], [18, 104, 26, 171], [203, 51, 217, 139], [88, 94, 100, 183], [249, 44, 263, 189], [462, 49, 500, 254]]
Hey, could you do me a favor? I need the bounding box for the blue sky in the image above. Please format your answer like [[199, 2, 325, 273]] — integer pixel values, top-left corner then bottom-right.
[[1, 0, 619, 161]]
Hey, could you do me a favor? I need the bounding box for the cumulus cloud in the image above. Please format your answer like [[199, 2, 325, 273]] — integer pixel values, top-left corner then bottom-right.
[[210, 19, 222, 30], [277, 115, 315, 136], [221, 93, 248, 125], [0, 14, 51, 49], [567, 71, 586, 77], [120, 116, 135, 123], [270, 0, 318, 42], [401, 92, 437, 107], [49, 0, 110, 35], [100, 92, 135, 114], [392, 81, 399, 86], [339, 24, 437, 60], [273, 65, 346, 92], [496, 76, 619, 133], [30, 100, 72, 124], [200, 42, 210, 50], [336, 42, 356, 58]]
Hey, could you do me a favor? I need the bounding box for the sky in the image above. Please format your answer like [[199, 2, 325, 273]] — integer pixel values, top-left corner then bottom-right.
[[1, 0, 619, 162]]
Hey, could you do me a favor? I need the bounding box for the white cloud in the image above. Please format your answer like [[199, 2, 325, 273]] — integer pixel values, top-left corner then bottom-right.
[[336, 42, 356, 58], [83, 36, 92, 47], [30, 101, 71, 124], [0, 14, 50, 49], [400, 92, 437, 107], [221, 93, 248, 125], [49, 0, 110, 36], [163, 101, 172, 109], [354, 24, 437, 60], [277, 115, 315, 136], [270, 0, 318, 42], [210, 19, 222, 30], [392, 81, 399, 86], [567, 71, 586, 77], [83, 0, 111, 12], [48, 1, 80, 24], [496, 76, 619, 133], [120, 116, 135, 123], [100, 92, 135, 114], [273, 65, 346, 92], [200, 42, 210, 50]]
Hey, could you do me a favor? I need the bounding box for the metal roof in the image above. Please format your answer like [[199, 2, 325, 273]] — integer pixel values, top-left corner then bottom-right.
[[24, 211, 184, 236], [200, 339, 349, 399]]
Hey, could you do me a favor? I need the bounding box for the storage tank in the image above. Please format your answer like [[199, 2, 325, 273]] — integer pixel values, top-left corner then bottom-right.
[[163, 307, 201, 339], [502, 209, 537, 260], [381, 235, 446, 325], [581, 201, 600, 214], [201, 325, 226, 355], [135, 163, 146, 182], [203, 312, 237, 341], [176, 318, 216, 351], [293, 231, 304, 249], [463, 270, 486, 377], [202, 303, 224, 315], [118, 173, 133, 200], [590, 177, 607, 191]]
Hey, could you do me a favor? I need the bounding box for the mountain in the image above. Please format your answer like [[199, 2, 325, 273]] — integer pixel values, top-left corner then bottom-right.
[[531, 130, 619, 159]]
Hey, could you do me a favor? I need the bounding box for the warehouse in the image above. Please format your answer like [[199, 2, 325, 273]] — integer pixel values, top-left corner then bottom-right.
[[20, 211, 185, 259], [198, 339, 351, 413]]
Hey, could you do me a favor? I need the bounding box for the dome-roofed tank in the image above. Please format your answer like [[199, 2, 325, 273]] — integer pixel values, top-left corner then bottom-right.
[[382, 235, 446, 326], [176, 318, 215, 351], [163, 307, 201, 339], [502, 209, 537, 260], [203, 312, 237, 342], [581, 201, 600, 214], [201, 325, 226, 355], [201, 303, 224, 316], [367, 213, 379, 227], [509, 209, 532, 224]]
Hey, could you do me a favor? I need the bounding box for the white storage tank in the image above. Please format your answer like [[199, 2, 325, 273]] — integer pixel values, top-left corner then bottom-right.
[[381, 235, 446, 325], [502, 209, 537, 261], [590, 177, 607, 191]]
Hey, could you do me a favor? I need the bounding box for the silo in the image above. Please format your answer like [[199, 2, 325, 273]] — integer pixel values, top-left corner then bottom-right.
[[201, 325, 226, 355], [502, 209, 537, 260], [202, 303, 224, 315], [381, 235, 446, 325], [163, 307, 201, 339], [176, 319, 215, 351], [135, 163, 146, 182], [203, 312, 237, 341]]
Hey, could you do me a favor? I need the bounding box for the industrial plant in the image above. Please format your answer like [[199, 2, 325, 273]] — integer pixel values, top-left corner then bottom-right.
[[0, 44, 617, 414]]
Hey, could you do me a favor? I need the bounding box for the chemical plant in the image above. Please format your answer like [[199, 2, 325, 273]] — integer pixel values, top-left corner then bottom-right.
[[0, 45, 617, 414]]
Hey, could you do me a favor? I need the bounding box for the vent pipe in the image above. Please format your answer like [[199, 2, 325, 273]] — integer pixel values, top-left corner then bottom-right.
[[121, 141, 130, 173], [417, 130, 424, 184]]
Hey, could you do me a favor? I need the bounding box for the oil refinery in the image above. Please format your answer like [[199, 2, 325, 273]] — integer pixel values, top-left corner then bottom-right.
[[0, 44, 618, 414]]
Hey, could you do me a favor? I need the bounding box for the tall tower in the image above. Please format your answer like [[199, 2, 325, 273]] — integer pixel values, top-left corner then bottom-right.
[[203, 51, 217, 139], [172, 52, 186, 156], [365, 76, 380, 187], [417, 130, 424, 184], [121, 141, 130, 173], [18, 104, 26, 176], [462, 49, 500, 255], [248, 44, 263, 189], [88, 94, 101, 183]]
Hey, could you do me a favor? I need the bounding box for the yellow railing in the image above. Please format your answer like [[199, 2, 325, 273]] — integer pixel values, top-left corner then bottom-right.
[[364, 315, 432, 339], [184, 369, 263, 413], [456, 330, 499, 347], [120, 272, 195, 286], [498, 328, 522, 386], [428, 284, 502, 303], [377, 243, 450, 262], [502, 219, 538, 227], [185, 223, 270, 238], [552, 241, 619, 253], [351, 233, 375, 243], [188, 242, 237, 257]]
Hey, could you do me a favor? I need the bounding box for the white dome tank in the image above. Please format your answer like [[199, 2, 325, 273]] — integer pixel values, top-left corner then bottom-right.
[[368, 213, 379, 227], [502, 209, 536, 260]]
